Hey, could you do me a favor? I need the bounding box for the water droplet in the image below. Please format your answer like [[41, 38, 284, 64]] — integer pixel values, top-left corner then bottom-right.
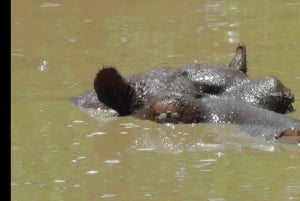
[[40, 3, 61, 8], [39, 60, 48, 72], [86, 131, 106, 137], [54, 179, 66, 183], [86, 170, 99, 175], [100, 194, 116, 198], [104, 159, 120, 164]]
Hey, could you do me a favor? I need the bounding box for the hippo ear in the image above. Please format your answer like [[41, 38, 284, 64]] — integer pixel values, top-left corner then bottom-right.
[[93, 65, 134, 116], [228, 43, 247, 74]]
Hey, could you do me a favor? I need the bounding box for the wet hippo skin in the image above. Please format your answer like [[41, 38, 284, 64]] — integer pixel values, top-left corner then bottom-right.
[[139, 93, 300, 139], [71, 44, 299, 142], [177, 64, 294, 113]]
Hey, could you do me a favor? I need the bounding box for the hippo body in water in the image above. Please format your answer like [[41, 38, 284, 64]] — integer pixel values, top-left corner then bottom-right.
[[71, 44, 299, 142], [138, 93, 300, 138]]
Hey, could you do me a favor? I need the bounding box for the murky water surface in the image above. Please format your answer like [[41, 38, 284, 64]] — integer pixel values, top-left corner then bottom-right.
[[12, 0, 300, 200]]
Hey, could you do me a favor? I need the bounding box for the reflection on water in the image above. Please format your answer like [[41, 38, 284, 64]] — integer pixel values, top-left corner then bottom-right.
[[77, 106, 298, 154], [12, 0, 300, 200], [96, 117, 296, 154]]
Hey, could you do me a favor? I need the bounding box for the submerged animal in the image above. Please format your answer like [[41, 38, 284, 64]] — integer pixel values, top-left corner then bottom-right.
[[71, 44, 299, 143]]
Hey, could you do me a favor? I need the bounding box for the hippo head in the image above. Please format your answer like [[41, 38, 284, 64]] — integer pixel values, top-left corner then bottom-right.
[[93, 65, 135, 116], [264, 76, 295, 113]]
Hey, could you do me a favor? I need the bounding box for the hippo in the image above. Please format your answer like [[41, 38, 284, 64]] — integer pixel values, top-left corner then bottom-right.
[[71, 44, 299, 142], [72, 44, 294, 114]]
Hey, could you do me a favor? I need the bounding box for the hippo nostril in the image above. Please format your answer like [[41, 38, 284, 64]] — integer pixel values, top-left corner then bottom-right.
[[290, 94, 295, 102], [282, 86, 294, 99], [287, 104, 295, 112], [283, 92, 294, 102]]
